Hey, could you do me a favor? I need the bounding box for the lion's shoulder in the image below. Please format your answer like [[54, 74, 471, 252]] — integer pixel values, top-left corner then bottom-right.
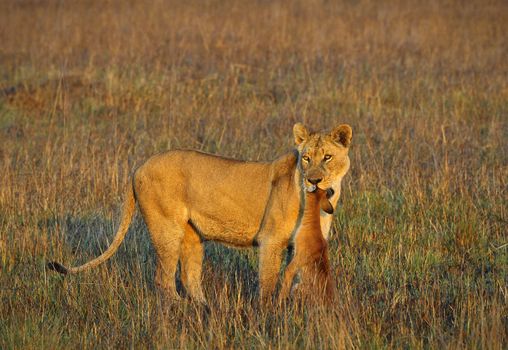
[[271, 150, 298, 178]]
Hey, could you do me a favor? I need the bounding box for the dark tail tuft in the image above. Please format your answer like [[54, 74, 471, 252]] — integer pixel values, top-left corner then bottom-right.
[[47, 261, 68, 275]]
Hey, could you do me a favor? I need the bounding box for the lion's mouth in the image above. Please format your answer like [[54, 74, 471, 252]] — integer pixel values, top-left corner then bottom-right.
[[304, 179, 321, 192], [304, 178, 332, 193], [305, 183, 317, 192]]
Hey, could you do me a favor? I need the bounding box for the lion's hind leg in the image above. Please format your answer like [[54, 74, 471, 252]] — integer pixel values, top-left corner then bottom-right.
[[144, 213, 186, 301], [180, 223, 206, 304]]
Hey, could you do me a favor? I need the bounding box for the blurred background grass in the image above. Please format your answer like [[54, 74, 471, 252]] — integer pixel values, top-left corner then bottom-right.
[[0, 0, 507, 348]]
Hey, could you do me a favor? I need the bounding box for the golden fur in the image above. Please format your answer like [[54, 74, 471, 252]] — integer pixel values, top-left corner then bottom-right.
[[279, 188, 336, 302], [48, 123, 352, 303]]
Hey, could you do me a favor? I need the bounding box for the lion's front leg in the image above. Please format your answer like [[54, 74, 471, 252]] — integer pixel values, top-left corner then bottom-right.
[[258, 241, 286, 301], [279, 258, 299, 301]]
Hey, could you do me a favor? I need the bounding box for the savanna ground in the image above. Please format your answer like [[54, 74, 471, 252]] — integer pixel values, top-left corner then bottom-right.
[[1, 0, 507, 348]]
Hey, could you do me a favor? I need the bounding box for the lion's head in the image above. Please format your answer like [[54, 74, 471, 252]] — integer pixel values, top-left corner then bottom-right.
[[293, 123, 352, 192]]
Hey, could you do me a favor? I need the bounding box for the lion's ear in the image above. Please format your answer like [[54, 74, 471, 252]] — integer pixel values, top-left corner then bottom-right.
[[293, 123, 309, 146], [330, 124, 352, 148], [320, 197, 334, 215]]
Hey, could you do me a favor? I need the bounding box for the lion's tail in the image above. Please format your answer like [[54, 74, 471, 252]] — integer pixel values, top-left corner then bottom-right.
[[47, 180, 136, 275]]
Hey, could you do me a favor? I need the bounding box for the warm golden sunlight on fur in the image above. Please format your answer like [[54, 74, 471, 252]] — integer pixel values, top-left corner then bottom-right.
[[2, 0, 506, 347], [48, 123, 352, 303]]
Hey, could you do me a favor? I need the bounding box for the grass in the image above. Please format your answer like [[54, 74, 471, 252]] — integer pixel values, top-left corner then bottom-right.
[[1, 0, 507, 348]]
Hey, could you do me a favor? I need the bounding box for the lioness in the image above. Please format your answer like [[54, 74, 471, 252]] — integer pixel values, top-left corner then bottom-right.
[[279, 188, 336, 302], [48, 123, 352, 303]]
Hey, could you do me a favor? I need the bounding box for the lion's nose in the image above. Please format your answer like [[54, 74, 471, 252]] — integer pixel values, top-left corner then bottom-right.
[[308, 178, 322, 185]]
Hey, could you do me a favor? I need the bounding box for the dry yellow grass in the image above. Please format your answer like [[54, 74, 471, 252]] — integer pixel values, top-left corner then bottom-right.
[[1, 0, 507, 348]]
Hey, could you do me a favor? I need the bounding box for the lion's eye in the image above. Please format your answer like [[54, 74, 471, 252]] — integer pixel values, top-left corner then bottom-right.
[[302, 155, 310, 162], [324, 154, 332, 161]]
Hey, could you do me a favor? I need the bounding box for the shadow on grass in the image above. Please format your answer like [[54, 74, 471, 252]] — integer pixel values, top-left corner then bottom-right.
[[43, 213, 156, 287], [44, 213, 264, 300], [203, 242, 260, 300]]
